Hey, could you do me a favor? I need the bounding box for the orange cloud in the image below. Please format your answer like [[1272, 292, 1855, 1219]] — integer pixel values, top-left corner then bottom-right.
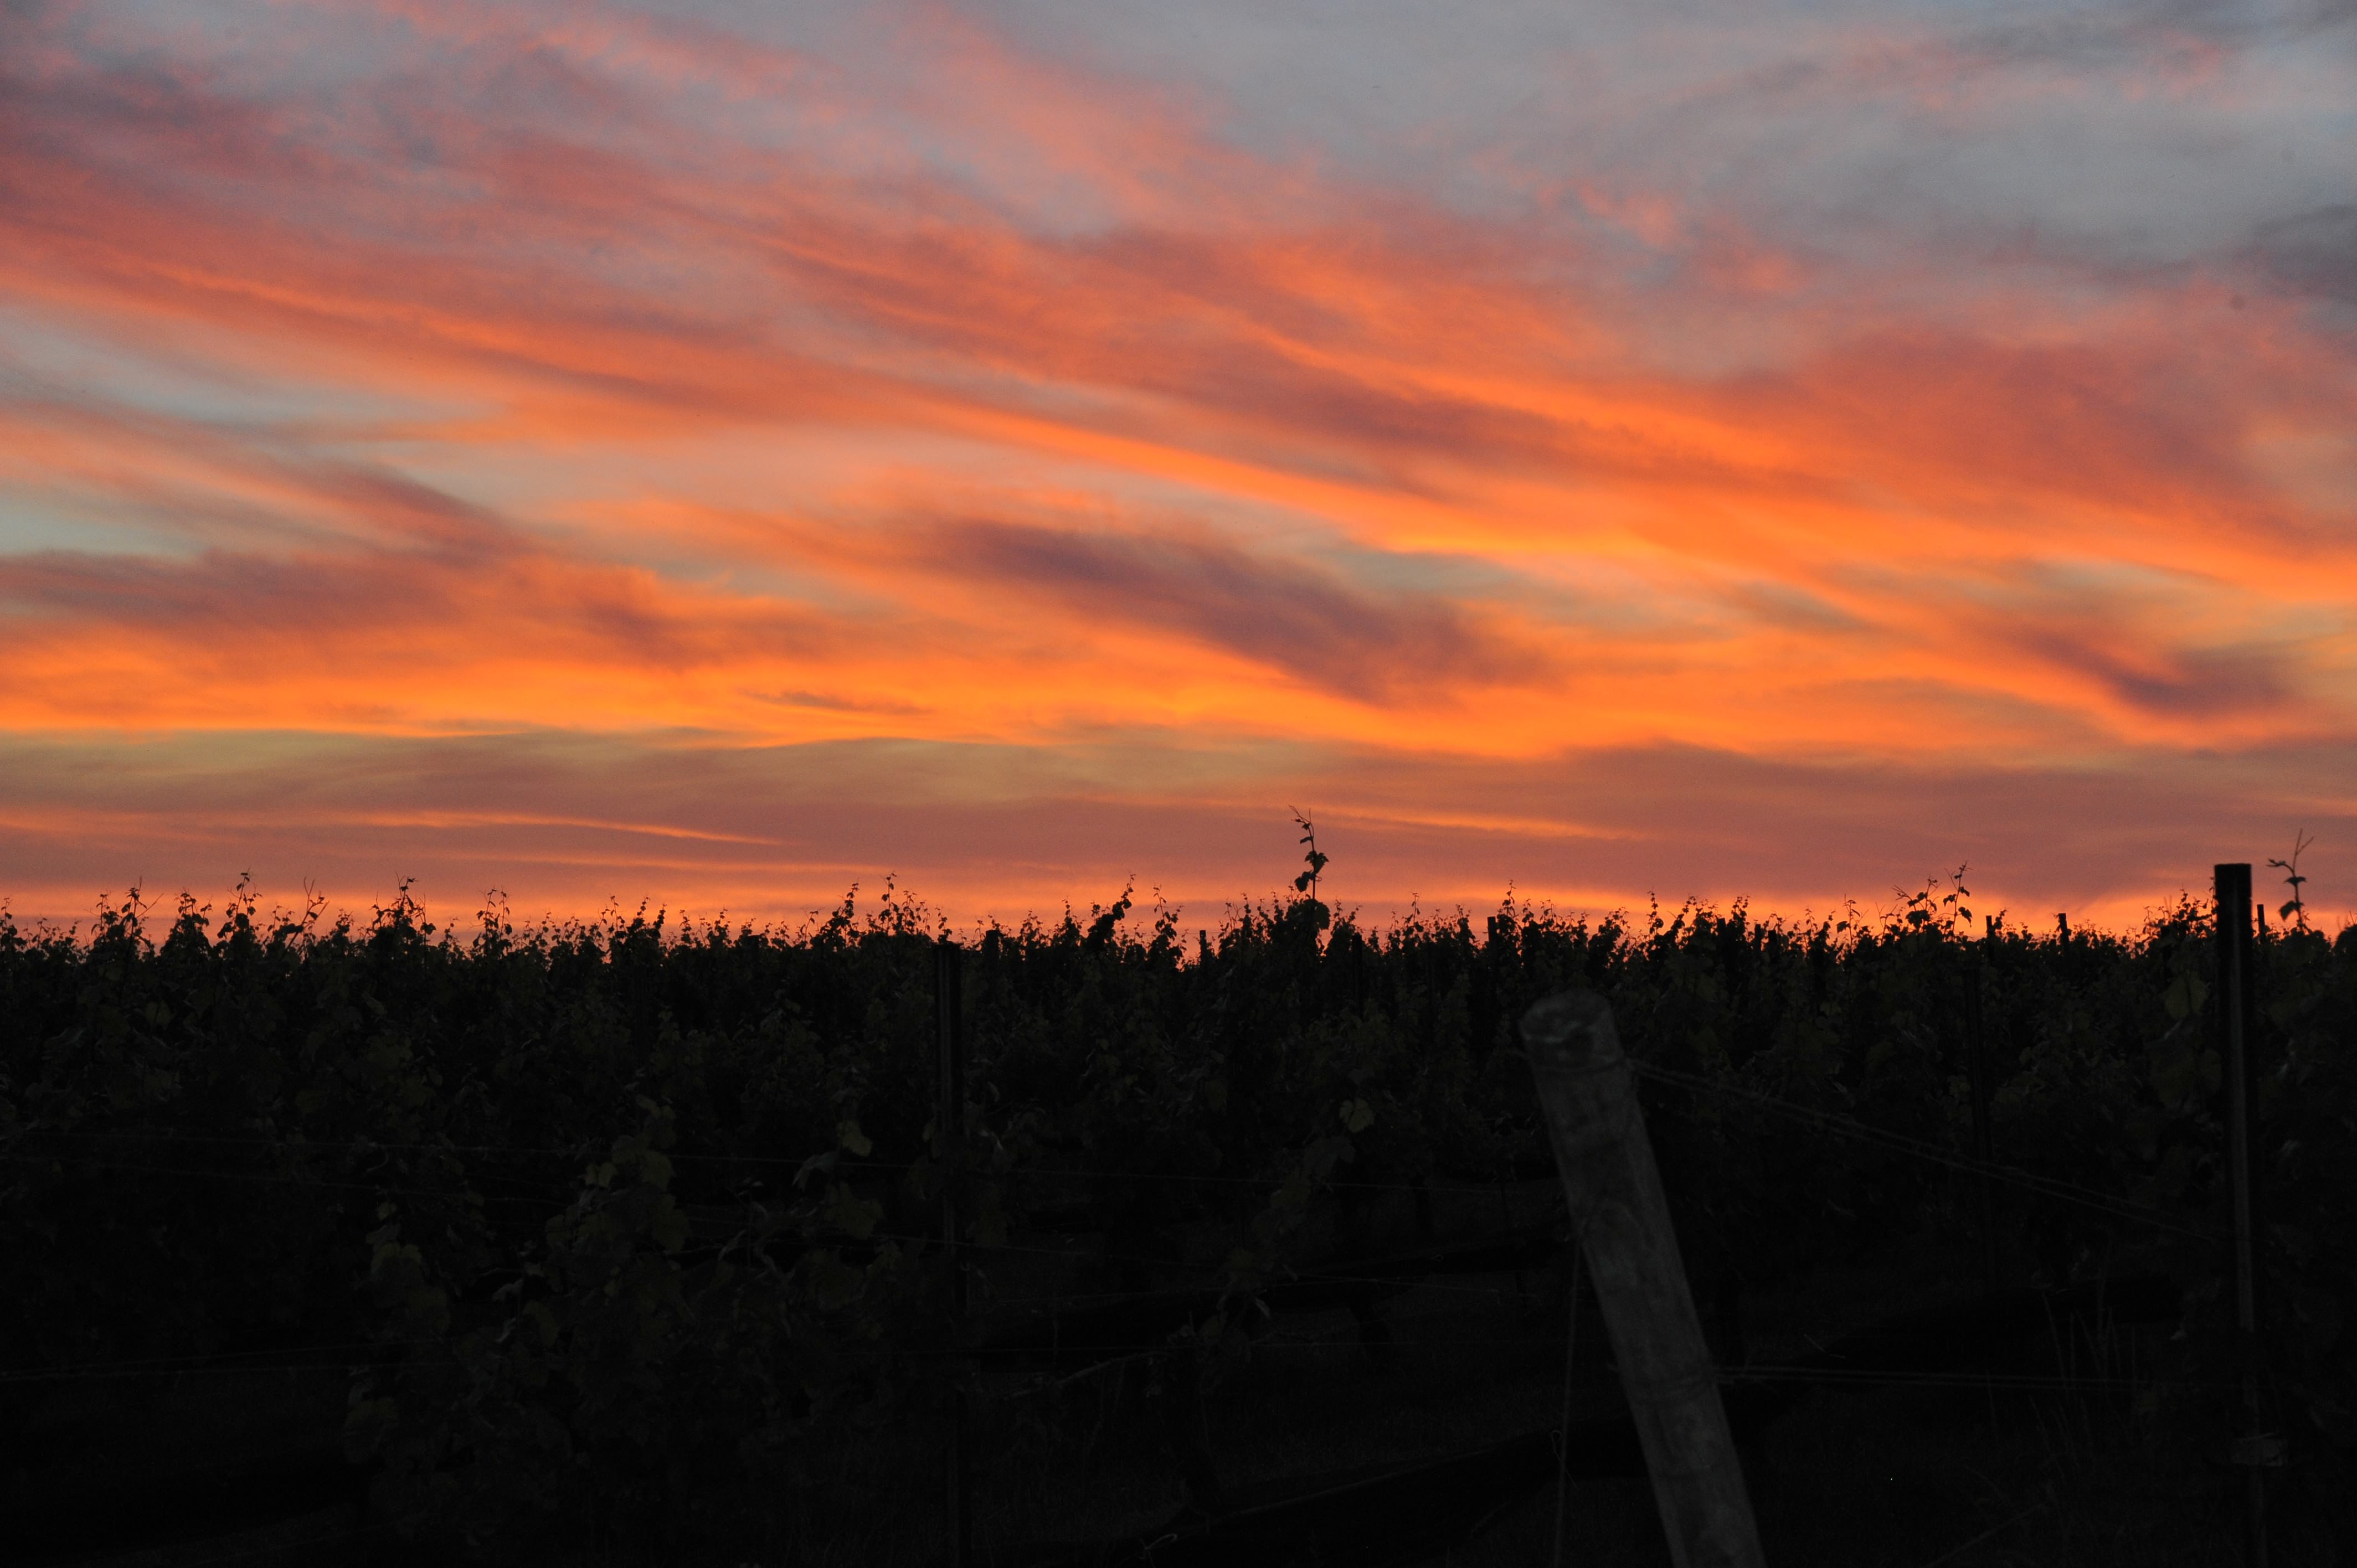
[[2, 0, 2351, 926]]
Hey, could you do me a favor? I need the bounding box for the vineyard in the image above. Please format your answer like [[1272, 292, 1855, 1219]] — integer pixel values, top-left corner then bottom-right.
[[2, 873, 2353, 1566]]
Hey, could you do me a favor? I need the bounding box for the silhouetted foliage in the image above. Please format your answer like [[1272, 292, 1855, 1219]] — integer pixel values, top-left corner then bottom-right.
[[1, 877, 2350, 1560]]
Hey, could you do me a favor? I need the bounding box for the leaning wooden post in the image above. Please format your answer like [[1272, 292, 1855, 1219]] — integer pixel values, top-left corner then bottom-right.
[[1523, 991, 1765, 1568], [935, 938, 972, 1568]]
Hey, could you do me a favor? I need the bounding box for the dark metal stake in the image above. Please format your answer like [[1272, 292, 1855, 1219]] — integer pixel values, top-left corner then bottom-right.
[[936, 938, 971, 1568], [1552, 1240, 1586, 1568], [2215, 865, 2276, 1568], [1498, 1165, 1529, 1302], [1963, 961, 1997, 1285]]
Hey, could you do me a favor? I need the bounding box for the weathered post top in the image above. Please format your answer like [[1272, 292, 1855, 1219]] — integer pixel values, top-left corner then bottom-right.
[[1521, 989, 1619, 1066], [1523, 991, 1644, 1187]]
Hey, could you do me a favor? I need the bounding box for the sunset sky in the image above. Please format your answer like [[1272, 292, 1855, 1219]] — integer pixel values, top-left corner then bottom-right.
[[3, 0, 2353, 933]]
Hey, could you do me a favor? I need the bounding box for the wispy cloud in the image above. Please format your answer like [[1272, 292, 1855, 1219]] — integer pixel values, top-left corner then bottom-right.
[[912, 518, 1543, 700], [3, 729, 2349, 933], [2253, 204, 2357, 307]]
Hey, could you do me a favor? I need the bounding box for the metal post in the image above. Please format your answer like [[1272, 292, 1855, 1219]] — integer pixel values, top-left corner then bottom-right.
[[1523, 992, 1765, 1568], [1552, 1241, 1586, 1568], [2215, 865, 2275, 1568], [935, 938, 971, 1568], [1963, 963, 1997, 1285], [1497, 1164, 1528, 1301]]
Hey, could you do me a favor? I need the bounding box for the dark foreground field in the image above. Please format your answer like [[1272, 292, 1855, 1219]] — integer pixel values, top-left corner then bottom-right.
[[2, 881, 2350, 1564]]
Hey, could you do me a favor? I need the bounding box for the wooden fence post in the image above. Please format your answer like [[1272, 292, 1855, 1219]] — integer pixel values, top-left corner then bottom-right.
[[936, 938, 972, 1568], [1522, 991, 1765, 1568], [2214, 865, 2279, 1567]]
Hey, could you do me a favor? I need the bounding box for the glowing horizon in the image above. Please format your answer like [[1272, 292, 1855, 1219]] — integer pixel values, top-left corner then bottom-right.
[[4, 1, 2353, 935]]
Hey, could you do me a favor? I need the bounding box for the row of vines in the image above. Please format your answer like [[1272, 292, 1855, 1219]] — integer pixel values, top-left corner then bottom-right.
[[2, 878, 2353, 1560]]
